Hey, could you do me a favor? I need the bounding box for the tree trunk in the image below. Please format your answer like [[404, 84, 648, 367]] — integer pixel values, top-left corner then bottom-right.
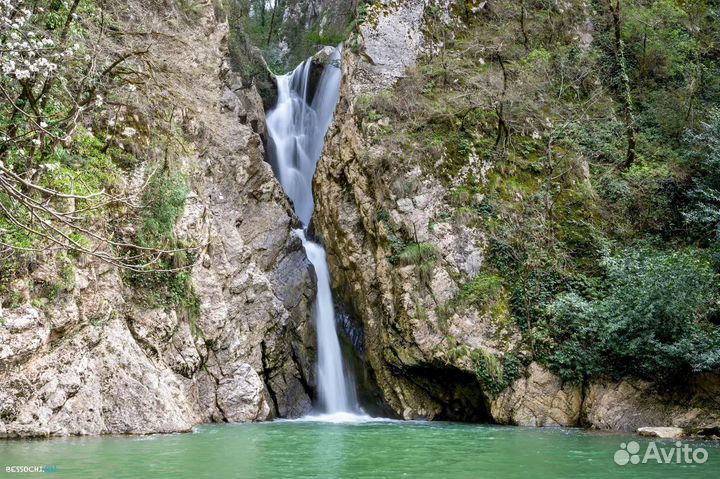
[[266, 0, 279, 46], [520, 2, 530, 51], [607, 0, 636, 168]]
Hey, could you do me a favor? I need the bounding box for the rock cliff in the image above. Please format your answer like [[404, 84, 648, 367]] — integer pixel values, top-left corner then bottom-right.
[[0, 0, 315, 437], [312, 0, 720, 432], [2, 0, 718, 439]]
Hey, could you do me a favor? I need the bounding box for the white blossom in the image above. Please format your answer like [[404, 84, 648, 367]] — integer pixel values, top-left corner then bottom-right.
[[1, 4, 67, 81], [1, 59, 15, 74]]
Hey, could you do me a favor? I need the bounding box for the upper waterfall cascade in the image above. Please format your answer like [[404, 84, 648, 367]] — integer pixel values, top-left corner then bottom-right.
[[266, 46, 358, 415], [266, 48, 342, 227]]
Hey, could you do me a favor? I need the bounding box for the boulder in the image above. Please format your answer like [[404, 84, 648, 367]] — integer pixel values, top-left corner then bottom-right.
[[638, 427, 685, 439], [491, 363, 583, 427]]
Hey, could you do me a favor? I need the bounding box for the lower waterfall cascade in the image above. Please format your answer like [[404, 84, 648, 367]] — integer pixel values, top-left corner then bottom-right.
[[266, 46, 360, 417]]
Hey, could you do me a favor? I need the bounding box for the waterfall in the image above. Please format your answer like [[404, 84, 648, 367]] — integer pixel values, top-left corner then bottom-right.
[[266, 46, 356, 415]]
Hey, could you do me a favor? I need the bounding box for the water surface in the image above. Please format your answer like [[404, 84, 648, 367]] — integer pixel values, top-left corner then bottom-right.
[[2, 420, 717, 478]]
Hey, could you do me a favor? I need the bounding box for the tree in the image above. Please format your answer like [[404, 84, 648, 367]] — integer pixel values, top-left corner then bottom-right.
[[604, 0, 637, 168], [685, 109, 720, 244], [546, 247, 720, 383], [0, 0, 192, 271]]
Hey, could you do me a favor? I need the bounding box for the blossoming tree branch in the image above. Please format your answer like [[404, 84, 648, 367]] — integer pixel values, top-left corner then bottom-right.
[[0, 0, 197, 272]]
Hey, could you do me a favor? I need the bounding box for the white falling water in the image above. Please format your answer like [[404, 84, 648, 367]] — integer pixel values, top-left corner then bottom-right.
[[266, 46, 356, 414], [267, 48, 342, 227]]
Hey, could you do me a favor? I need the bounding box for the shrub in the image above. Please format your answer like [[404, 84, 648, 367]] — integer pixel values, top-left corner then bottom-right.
[[471, 349, 521, 397], [459, 273, 504, 311], [124, 166, 197, 315], [398, 243, 440, 287], [544, 246, 720, 383], [137, 167, 189, 249], [685, 108, 720, 244], [541, 293, 602, 382]]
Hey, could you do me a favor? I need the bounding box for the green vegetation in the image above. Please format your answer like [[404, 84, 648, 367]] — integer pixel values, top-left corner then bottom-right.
[[458, 274, 504, 310], [124, 166, 198, 318], [364, 0, 720, 389], [398, 243, 439, 287], [1, 1, 200, 316], [685, 109, 720, 246], [376, 208, 408, 264], [0, 0, 123, 291], [137, 168, 190, 249], [432, 272, 510, 336], [234, 0, 359, 72], [542, 247, 720, 383], [471, 349, 521, 397], [32, 262, 76, 306]]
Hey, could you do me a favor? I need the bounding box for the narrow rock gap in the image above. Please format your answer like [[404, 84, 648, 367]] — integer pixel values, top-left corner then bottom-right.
[[290, 344, 315, 401], [260, 340, 281, 417]]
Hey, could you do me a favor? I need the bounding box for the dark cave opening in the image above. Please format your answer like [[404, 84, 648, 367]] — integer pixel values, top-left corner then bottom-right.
[[403, 362, 492, 423]]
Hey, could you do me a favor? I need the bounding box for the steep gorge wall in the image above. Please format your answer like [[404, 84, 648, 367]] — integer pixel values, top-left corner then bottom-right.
[[232, 0, 358, 72], [314, 0, 500, 422], [3, 0, 718, 438], [312, 0, 720, 432], [0, 0, 316, 437]]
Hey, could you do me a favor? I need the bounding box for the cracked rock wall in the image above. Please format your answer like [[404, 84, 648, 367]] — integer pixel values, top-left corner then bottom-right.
[[0, 0, 316, 438]]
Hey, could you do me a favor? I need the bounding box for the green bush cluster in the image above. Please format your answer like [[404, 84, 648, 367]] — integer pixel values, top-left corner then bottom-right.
[[398, 243, 439, 287], [471, 349, 521, 397], [685, 108, 720, 246], [137, 168, 190, 250], [365, 0, 720, 392], [541, 247, 720, 383], [124, 166, 199, 319]]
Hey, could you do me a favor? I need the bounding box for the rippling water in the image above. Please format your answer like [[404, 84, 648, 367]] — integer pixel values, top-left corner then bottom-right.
[[2, 420, 718, 478]]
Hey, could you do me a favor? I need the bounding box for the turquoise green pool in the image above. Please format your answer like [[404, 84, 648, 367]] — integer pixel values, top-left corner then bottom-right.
[[1, 419, 717, 478]]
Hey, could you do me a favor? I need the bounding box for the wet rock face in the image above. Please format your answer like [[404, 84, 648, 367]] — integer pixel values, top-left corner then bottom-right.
[[0, 1, 316, 438]]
